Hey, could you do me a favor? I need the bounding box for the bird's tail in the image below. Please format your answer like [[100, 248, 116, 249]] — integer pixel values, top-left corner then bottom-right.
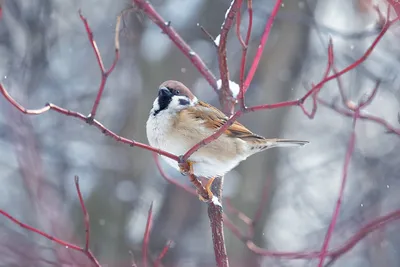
[[250, 138, 309, 152]]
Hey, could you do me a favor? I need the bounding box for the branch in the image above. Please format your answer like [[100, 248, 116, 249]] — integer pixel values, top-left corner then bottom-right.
[[78, 10, 120, 122], [75, 176, 91, 252], [142, 203, 153, 267], [387, 0, 400, 18], [157, 153, 400, 261], [241, 0, 282, 95], [0, 2, 398, 266], [237, 0, 253, 110], [217, 0, 240, 115], [317, 98, 400, 135], [317, 114, 357, 266], [153, 240, 172, 267], [0, 177, 101, 267], [132, 0, 218, 92], [182, 15, 397, 160], [0, 83, 179, 162]]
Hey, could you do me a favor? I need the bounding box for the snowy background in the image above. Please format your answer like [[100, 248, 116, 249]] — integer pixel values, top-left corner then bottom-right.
[[0, 0, 399, 266]]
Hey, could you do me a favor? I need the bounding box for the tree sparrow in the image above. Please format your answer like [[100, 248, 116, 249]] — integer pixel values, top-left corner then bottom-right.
[[146, 80, 308, 199]]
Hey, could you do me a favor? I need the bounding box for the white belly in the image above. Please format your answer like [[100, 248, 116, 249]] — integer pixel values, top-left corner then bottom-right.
[[146, 111, 244, 178]]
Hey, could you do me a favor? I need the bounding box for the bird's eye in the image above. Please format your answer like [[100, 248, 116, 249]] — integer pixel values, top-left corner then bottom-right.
[[174, 90, 180, 95]]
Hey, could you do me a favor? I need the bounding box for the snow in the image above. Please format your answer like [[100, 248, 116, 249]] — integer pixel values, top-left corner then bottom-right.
[[216, 79, 240, 98], [225, 0, 235, 19], [214, 34, 220, 46], [211, 196, 222, 207]]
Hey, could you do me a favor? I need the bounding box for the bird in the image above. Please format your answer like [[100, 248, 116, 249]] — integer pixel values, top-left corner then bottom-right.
[[146, 80, 308, 201]]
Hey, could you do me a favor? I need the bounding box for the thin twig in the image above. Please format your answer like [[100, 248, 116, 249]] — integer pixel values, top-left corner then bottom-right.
[[237, 0, 253, 110], [74, 176, 90, 252], [241, 0, 282, 95], [78, 11, 120, 122], [0, 178, 101, 267], [153, 240, 173, 267], [142, 202, 153, 267], [0, 84, 180, 161], [132, 0, 218, 91], [217, 0, 240, 115]]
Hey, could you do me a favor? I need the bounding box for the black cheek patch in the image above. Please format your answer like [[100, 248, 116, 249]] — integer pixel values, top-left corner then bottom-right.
[[179, 99, 190, 106], [155, 95, 172, 116]]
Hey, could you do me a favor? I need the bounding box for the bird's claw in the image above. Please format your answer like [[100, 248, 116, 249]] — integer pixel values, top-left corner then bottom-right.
[[177, 158, 215, 203], [197, 177, 216, 202], [178, 158, 193, 176]]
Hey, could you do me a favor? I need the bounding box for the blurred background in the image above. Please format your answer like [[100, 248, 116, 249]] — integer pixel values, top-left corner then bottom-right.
[[0, 0, 399, 266]]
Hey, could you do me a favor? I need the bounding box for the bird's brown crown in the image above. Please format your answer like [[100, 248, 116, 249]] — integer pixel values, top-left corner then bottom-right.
[[159, 80, 196, 101]]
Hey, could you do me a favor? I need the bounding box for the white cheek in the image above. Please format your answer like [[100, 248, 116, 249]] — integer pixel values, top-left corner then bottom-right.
[[151, 98, 160, 113], [169, 96, 194, 110], [169, 97, 182, 110]]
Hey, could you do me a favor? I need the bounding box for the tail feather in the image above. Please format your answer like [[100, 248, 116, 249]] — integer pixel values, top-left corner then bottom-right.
[[250, 139, 309, 152], [272, 139, 309, 148]]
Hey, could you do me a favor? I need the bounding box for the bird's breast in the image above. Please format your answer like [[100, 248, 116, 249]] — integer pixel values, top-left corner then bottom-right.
[[147, 113, 168, 147]]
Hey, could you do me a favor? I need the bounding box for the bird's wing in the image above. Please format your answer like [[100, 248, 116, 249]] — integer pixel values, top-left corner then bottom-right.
[[185, 101, 264, 141]]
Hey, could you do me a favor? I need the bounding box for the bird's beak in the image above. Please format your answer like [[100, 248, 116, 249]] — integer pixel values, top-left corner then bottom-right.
[[158, 87, 171, 98]]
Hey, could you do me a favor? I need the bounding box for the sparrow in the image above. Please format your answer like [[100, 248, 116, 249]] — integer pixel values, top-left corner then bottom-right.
[[146, 80, 308, 200]]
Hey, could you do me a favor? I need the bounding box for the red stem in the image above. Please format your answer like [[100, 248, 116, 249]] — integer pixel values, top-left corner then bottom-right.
[[79, 11, 120, 121], [132, 0, 218, 92], [153, 240, 173, 267], [300, 39, 334, 119], [153, 153, 196, 195], [184, 7, 395, 160], [235, 0, 246, 48], [217, 0, 241, 115], [0, 84, 180, 162], [387, 0, 400, 18], [238, 0, 253, 110], [74, 176, 91, 252], [0, 186, 101, 267], [155, 147, 400, 261], [317, 124, 357, 266], [318, 98, 400, 135], [142, 203, 154, 267], [241, 0, 282, 95]]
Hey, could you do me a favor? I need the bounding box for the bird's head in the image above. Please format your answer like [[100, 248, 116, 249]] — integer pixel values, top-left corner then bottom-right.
[[151, 80, 198, 116]]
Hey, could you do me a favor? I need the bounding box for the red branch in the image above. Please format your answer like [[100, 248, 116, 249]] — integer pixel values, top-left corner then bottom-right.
[[142, 203, 153, 267], [299, 39, 334, 119], [155, 143, 400, 260], [182, 15, 397, 160], [0, 177, 101, 267], [237, 0, 253, 110], [217, 0, 240, 115], [245, 208, 400, 258], [132, 0, 218, 92], [317, 97, 400, 135], [317, 119, 357, 266], [0, 1, 399, 267], [241, 0, 282, 96], [75, 176, 91, 252], [78, 10, 120, 122], [388, 0, 400, 18], [153, 240, 172, 267], [141, 193, 172, 267], [0, 84, 179, 162], [153, 154, 196, 195]]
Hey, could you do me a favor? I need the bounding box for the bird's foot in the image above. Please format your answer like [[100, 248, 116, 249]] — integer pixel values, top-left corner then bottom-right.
[[197, 177, 215, 202], [178, 157, 194, 176], [178, 157, 216, 203]]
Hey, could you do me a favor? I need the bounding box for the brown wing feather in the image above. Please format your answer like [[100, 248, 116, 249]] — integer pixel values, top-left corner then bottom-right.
[[186, 101, 265, 141]]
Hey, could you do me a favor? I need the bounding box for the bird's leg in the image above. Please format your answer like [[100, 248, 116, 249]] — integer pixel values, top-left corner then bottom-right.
[[178, 157, 193, 176], [178, 156, 214, 202], [197, 177, 215, 202], [189, 174, 214, 202]]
